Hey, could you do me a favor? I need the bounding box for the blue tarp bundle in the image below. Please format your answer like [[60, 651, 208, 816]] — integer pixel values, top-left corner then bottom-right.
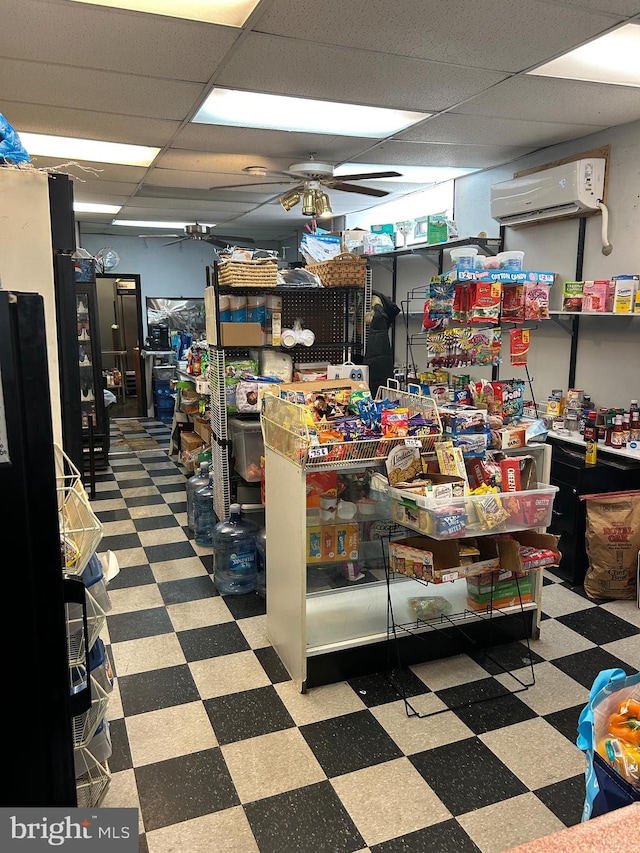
[[0, 114, 30, 165]]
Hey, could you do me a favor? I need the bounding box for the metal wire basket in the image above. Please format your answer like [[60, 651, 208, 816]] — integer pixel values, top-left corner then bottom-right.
[[261, 381, 443, 469], [55, 445, 103, 577]]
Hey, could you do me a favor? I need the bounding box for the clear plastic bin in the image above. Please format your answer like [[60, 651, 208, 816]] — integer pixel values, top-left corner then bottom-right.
[[390, 482, 559, 540], [229, 417, 264, 483]]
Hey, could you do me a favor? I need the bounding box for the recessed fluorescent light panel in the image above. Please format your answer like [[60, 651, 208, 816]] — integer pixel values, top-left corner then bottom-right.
[[67, 0, 260, 27], [19, 132, 160, 166], [529, 22, 640, 87], [334, 164, 479, 183], [193, 89, 428, 137], [74, 202, 123, 214], [112, 220, 215, 228]]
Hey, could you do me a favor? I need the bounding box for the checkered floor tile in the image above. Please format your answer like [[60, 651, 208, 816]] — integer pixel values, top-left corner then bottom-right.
[[91, 420, 639, 853]]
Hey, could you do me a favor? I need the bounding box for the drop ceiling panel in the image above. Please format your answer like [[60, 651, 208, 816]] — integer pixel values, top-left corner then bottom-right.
[[254, 0, 622, 72], [27, 156, 147, 184], [135, 184, 275, 206], [123, 197, 254, 214], [1, 1, 239, 82], [116, 204, 259, 221], [355, 142, 536, 169], [172, 123, 372, 162], [455, 76, 640, 125], [216, 33, 509, 111], [0, 58, 205, 120], [156, 149, 293, 174], [71, 181, 140, 198], [561, 1, 640, 13], [399, 114, 606, 147], [142, 168, 289, 200], [0, 101, 180, 146]]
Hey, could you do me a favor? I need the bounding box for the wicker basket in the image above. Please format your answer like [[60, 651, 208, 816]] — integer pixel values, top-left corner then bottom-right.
[[306, 252, 367, 288], [217, 257, 278, 288]]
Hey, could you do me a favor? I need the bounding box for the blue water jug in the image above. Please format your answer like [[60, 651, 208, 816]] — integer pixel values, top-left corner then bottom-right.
[[212, 503, 259, 595], [194, 473, 215, 546]]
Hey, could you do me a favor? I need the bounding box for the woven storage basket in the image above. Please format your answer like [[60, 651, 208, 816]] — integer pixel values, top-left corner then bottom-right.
[[306, 252, 367, 287], [217, 257, 278, 288]]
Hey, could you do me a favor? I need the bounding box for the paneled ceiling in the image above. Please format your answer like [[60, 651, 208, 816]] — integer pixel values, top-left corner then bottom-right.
[[2, 0, 640, 246]]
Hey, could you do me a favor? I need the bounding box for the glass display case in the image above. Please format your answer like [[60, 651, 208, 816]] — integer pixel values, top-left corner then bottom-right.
[[75, 259, 108, 470]]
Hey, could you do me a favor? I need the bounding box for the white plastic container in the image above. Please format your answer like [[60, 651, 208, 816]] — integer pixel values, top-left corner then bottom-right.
[[450, 246, 478, 270], [498, 250, 525, 270]]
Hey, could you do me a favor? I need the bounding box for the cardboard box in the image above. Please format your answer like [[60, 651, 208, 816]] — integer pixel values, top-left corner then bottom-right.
[[220, 322, 263, 347], [193, 416, 212, 444], [181, 430, 205, 454]]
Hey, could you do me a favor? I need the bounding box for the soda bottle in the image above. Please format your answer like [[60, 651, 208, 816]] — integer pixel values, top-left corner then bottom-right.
[[194, 472, 215, 546], [212, 503, 258, 595], [255, 526, 267, 599], [186, 461, 210, 533]]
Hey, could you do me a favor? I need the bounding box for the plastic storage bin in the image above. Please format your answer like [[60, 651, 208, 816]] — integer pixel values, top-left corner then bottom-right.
[[82, 552, 112, 615], [152, 365, 176, 381], [229, 417, 264, 483], [390, 482, 559, 540]]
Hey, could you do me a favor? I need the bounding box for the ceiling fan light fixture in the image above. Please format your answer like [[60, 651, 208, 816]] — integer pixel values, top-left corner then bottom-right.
[[301, 188, 317, 216], [280, 190, 301, 211], [315, 191, 333, 219]]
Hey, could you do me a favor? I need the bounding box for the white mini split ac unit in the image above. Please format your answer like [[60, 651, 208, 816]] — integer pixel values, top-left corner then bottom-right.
[[490, 158, 606, 226]]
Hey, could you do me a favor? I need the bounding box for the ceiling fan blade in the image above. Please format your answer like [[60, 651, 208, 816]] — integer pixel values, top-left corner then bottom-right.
[[209, 233, 255, 244], [209, 180, 295, 190], [330, 170, 402, 181], [204, 235, 254, 248], [163, 237, 188, 245], [138, 233, 180, 238], [328, 181, 391, 197]]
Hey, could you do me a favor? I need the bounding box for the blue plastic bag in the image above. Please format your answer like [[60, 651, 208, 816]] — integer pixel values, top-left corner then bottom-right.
[[0, 113, 30, 165], [577, 667, 640, 821]]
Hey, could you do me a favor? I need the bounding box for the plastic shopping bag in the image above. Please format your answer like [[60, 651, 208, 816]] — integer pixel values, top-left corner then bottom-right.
[[0, 113, 30, 165], [577, 667, 640, 821]]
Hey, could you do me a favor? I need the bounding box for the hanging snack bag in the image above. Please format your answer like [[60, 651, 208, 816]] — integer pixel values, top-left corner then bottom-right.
[[469, 281, 502, 324], [510, 328, 530, 366], [502, 285, 525, 322], [524, 282, 550, 320]]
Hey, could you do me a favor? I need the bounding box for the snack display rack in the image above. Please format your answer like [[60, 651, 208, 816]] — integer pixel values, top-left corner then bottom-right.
[[205, 265, 372, 521], [55, 444, 112, 805], [261, 382, 443, 470]]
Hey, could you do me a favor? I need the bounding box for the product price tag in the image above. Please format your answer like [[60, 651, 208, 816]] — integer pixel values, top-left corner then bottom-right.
[[308, 446, 329, 459], [404, 438, 422, 447]]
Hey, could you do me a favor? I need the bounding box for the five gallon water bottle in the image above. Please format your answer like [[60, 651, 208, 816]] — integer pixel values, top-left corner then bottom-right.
[[186, 461, 210, 532], [194, 472, 215, 546], [212, 503, 259, 594], [255, 525, 266, 599]]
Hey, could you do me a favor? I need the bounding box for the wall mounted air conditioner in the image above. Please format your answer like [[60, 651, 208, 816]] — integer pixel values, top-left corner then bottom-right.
[[490, 158, 606, 226]]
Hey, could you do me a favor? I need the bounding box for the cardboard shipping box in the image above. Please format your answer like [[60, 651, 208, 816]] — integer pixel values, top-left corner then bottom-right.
[[220, 322, 263, 347], [181, 430, 205, 454], [193, 416, 212, 445]]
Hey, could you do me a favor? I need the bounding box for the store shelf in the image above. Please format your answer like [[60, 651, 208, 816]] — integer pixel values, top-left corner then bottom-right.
[[547, 429, 640, 461], [306, 574, 538, 656], [370, 236, 503, 260], [549, 310, 639, 316]]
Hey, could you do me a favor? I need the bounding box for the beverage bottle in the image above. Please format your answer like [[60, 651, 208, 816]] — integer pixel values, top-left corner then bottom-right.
[[255, 526, 267, 599], [631, 410, 640, 441], [187, 461, 210, 532], [630, 400, 639, 416], [610, 414, 625, 448], [194, 472, 215, 546], [212, 503, 259, 595], [583, 411, 597, 443], [622, 412, 631, 446]]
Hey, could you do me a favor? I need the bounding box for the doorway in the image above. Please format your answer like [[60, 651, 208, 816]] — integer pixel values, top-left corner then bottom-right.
[[95, 273, 146, 418]]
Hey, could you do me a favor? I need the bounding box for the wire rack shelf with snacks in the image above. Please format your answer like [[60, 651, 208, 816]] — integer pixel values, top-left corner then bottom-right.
[[204, 263, 372, 521]]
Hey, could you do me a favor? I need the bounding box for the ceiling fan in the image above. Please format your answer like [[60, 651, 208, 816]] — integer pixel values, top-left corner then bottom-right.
[[212, 158, 402, 217], [138, 222, 255, 248]]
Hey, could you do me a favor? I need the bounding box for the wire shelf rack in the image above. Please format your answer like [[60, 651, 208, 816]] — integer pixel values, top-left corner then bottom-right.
[[55, 445, 103, 577], [71, 675, 109, 749], [75, 758, 110, 808], [261, 381, 443, 469]]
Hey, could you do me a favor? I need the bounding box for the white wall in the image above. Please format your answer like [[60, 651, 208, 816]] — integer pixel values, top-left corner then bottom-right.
[[0, 168, 62, 445], [370, 118, 640, 409]]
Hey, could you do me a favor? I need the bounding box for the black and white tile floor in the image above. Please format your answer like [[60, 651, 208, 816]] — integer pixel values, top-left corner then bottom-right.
[[96, 419, 640, 853]]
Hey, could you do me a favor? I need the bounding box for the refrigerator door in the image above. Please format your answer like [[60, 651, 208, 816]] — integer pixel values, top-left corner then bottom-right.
[[0, 290, 78, 805]]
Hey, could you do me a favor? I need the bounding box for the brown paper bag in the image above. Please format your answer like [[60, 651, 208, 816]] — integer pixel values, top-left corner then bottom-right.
[[583, 490, 640, 600]]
